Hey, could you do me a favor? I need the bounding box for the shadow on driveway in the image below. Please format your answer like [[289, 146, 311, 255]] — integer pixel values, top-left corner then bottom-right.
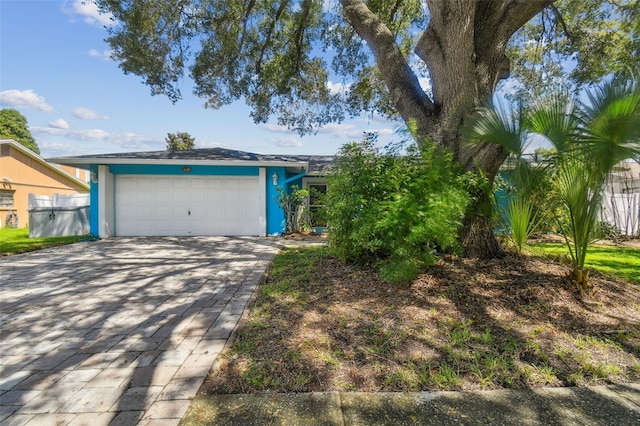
[[0, 236, 278, 425]]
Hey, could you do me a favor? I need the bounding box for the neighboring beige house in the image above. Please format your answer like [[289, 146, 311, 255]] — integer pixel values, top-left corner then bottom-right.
[[0, 139, 89, 229]]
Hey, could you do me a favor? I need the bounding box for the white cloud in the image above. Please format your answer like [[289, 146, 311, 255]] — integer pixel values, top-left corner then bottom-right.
[[496, 78, 521, 98], [48, 119, 70, 129], [40, 141, 91, 157], [31, 126, 162, 151], [418, 76, 432, 93], [259, 123, 293, 134], [88, 48, 113, 61], [33, 126, 109, 140], [0, 89, 54, 112], [316, 123, 363, 139], [327, 81, 351, 96], [268, 137, 303, 148], [72, 106, 109, 120], [261, 121, 393, 140], [62, 0, 113, 27]]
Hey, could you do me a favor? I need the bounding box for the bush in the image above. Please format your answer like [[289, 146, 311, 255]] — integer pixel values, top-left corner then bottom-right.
[[326, 135, 470, 283], [276, 185, 309, 233]]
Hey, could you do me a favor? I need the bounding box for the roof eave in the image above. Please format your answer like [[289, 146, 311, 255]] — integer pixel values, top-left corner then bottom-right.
[[46, 157, 309, 169], [1, 139, 90, 190]]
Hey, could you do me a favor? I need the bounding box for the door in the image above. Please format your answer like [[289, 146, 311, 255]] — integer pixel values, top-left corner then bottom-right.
[[115, 175, 261, 236]]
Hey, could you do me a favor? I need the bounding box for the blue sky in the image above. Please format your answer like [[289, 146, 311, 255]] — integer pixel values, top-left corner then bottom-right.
[[0, 0, 396, 158]]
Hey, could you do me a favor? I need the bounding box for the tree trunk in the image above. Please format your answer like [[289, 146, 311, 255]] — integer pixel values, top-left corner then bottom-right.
[[462, 202, 504, 259], [342, 0, 554, 258]]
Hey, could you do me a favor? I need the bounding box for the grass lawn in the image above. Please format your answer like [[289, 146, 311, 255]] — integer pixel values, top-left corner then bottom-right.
[[529, 243, 640, 284], [0, 227, 90, 256], [201, 246, 640, 394]]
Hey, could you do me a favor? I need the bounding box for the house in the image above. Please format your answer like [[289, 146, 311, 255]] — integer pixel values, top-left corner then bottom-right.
[[0, 139, 90, 229], [48, 148, 332, 238]]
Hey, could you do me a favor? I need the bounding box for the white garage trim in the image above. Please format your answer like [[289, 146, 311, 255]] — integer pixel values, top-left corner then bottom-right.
[[98, 165, 109, 238], [114, 174, 264, 236], [258, 168, 267, 234]]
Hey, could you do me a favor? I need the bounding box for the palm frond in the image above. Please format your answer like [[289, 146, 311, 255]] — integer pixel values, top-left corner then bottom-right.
[[465, 100, 528, 157], [578, 78, 640, 176], [527, 94, 579, 154]]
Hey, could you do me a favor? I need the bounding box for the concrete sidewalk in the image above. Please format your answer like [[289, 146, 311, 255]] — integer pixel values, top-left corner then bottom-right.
[[181, 384, 640, 425]]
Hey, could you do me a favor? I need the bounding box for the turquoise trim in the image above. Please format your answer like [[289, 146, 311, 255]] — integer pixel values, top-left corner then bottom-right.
[[283, 169, 307, 184], [89, 165, 99, 237], [287, 177, 303, 189], [108, 164, 259, 176]]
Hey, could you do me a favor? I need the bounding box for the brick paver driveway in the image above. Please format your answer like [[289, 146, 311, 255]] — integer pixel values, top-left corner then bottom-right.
[[0, 237, 279, 425]]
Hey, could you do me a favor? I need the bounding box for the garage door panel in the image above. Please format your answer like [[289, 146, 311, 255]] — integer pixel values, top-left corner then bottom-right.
[[115, 175, 261, 236], [155, 205, 173, 220]]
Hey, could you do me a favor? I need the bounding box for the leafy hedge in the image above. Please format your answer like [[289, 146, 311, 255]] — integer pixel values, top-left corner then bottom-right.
[[326, 135, 471, 283]]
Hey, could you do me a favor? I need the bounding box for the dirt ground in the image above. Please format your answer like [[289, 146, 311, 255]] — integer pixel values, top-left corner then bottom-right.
[[201, 242, 640, 394]]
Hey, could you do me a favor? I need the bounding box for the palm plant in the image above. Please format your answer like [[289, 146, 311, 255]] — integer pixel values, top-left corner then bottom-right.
[[561, 78, 640, 291], [465, 101, 544, 254], [467, 76, 640, 292], [504, 195, 541, 255], [552, 157, 603, 291]]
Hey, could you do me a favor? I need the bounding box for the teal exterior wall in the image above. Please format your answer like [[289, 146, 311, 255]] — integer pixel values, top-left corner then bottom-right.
[[494, 170, 514, 234], [266, 167, 287, 235]]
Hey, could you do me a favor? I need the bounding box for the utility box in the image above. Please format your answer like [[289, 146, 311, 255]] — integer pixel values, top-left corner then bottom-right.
[[28, 193, 90, 238]]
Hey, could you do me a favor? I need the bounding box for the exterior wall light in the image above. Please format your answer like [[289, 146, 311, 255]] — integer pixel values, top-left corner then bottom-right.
[[182, 166, 192, 173], [272, 172, 278, 186], [90, 171, 98, 184]]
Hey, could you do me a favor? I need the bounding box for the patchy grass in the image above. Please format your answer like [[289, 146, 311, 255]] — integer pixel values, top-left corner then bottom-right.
[[201, 246, 640, 394], [0, 227, 89, 256], [530, 242, 640, 284]]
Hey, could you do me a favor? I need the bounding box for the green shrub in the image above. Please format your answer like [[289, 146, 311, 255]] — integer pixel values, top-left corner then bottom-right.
[[326, 134, 470, 283], [504, 196, 541, 254], [276, 185, 309, 233]]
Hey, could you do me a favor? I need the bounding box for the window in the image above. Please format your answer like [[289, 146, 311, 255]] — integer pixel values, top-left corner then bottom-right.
[[0, 189, 15, 207], [307, 182, 327, 227]]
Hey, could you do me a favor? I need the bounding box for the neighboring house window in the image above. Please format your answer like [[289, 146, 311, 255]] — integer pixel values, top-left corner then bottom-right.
[[307, 182, 328, 227], [0, 189, 15, 207]]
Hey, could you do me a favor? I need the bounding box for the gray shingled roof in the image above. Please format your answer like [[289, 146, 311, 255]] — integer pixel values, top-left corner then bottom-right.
[[56, 147, 293, 162], [48, 147, 335, 175], [281, 155, 335, 176]]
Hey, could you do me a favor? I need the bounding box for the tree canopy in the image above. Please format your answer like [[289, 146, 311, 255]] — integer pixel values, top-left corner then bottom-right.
[[165, 131, 196, 150], [0, 109, 39, 154], [96, 0, 638, 257], [98, 0, 636, 132], [507, 0, 639, 103]]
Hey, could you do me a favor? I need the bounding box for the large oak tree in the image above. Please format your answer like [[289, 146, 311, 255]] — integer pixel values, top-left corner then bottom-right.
[[95, 0, 637, 257]]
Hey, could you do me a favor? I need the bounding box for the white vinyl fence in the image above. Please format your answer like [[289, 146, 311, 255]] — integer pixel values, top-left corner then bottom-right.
[[600, 191, 639, 237], [598, 161, 640, 238], [28, 193, 90, 238]]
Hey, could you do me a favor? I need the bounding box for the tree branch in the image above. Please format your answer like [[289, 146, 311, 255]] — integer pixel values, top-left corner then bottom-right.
[[292, 0, 313, 74], [256, 0, 291, 73], [339, 0, 436, 132], [472, 0, 556, 93], [238, 0, 257, 53], [549, 3, 574, 42]]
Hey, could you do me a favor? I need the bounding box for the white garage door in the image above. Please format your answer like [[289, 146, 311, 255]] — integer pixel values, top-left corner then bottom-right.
[[115, 175, 262, 236]]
